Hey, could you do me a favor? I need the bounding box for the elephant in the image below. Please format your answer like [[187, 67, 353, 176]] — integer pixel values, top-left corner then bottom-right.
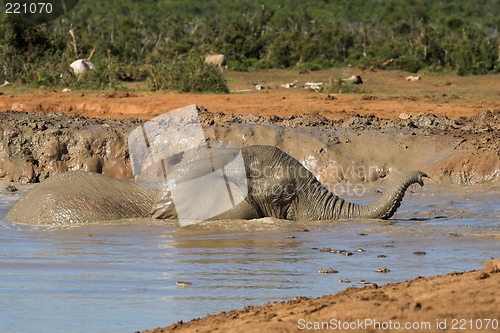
[[4, 145, 427, 225], [205, 53, 227, 70]]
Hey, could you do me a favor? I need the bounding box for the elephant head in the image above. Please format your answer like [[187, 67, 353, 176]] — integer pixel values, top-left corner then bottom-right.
[[242, 146, 427, 221]]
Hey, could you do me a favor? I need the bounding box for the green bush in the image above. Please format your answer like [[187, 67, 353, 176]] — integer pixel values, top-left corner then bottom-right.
[[35, 66, 62, 87], [3, 0, 500, 87], [147, 55, 229, 93], [226, 58, 271, 71], [297, 58, 334, 71], [324, 77, 341, 94], [226, 59, 247, 71], [394, 55, 424, 73], [324, 75, 370, 94], [65, 58, 121, 90]]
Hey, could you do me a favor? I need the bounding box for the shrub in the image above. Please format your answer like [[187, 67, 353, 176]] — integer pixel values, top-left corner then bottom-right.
[[297, 58, 334, 71], [324, 75, 370, 94], [394, 55, 424, 73], [226, 58, 271, 71], [65, 57, 122, 90], [147, 55, 229, 93]]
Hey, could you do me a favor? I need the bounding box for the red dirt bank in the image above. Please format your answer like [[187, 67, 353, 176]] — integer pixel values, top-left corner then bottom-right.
[[0, 90, 497, 121]]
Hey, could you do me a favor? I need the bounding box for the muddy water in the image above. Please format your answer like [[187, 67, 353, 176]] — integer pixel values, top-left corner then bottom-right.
[[0, 183, 499, 333]]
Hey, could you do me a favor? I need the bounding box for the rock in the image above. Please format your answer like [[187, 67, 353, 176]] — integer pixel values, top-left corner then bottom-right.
[[406, 75, 421, 82], [11, 102, 25, 112], [70, 59, 95, 76], [176, 281, 192, 287], [5, 185, 17, 193], [0, 80, 12, 88], [399, 112, 411, 120], [483, 258, 500, 273], [342, 75, 363, 84], [375, 267, 390, 273]]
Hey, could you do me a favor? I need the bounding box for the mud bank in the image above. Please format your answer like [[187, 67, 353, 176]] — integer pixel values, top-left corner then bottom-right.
[[0, 108, 499, 184], [0, 111, 140, 182]]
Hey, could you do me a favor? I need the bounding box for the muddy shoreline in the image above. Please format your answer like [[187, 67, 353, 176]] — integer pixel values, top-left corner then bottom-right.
[[0, 107, 499, 184], [142, 259, 500, 333]]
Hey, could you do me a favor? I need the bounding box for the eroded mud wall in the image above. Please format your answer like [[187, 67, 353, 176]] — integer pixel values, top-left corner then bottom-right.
[[0, 112, 139, 182], [0, 109, 499, 184]]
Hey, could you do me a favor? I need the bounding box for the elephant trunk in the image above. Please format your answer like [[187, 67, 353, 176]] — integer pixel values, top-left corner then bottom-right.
[[336, 170, 428, 220]]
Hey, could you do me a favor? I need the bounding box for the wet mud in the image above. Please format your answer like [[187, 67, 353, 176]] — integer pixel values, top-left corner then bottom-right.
[[1, 107, 498, 184]]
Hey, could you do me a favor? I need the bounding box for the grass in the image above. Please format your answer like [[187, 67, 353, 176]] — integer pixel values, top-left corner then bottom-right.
[[224, 68, 500, 103], [3, 68, 500, 104]]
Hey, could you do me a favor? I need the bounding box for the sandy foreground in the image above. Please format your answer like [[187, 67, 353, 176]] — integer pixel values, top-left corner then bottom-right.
[[1, 73, 499, 332]]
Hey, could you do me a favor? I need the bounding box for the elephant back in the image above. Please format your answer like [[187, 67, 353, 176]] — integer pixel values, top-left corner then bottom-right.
[[5, 171, 156, 225]]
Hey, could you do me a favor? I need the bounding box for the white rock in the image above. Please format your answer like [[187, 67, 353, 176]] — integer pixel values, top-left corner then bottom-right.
[[70, 59, 95, 76]]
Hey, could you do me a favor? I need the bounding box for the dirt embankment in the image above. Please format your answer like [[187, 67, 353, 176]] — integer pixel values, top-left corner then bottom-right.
[[141, 259, 500, 333], [1, 89, 499, 121], [0, 111, 139, 182], [1, 107, 499, 184]]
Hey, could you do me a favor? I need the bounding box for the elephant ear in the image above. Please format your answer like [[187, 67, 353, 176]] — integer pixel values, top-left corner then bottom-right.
[[150, 168, 250, 222], [150, 189, 178, 219], [5, 172, 155, 224], [149, 145, 249, 223]]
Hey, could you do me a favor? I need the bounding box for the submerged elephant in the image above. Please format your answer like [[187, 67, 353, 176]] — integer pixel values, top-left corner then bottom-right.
[[5, 146, 427, 225]]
